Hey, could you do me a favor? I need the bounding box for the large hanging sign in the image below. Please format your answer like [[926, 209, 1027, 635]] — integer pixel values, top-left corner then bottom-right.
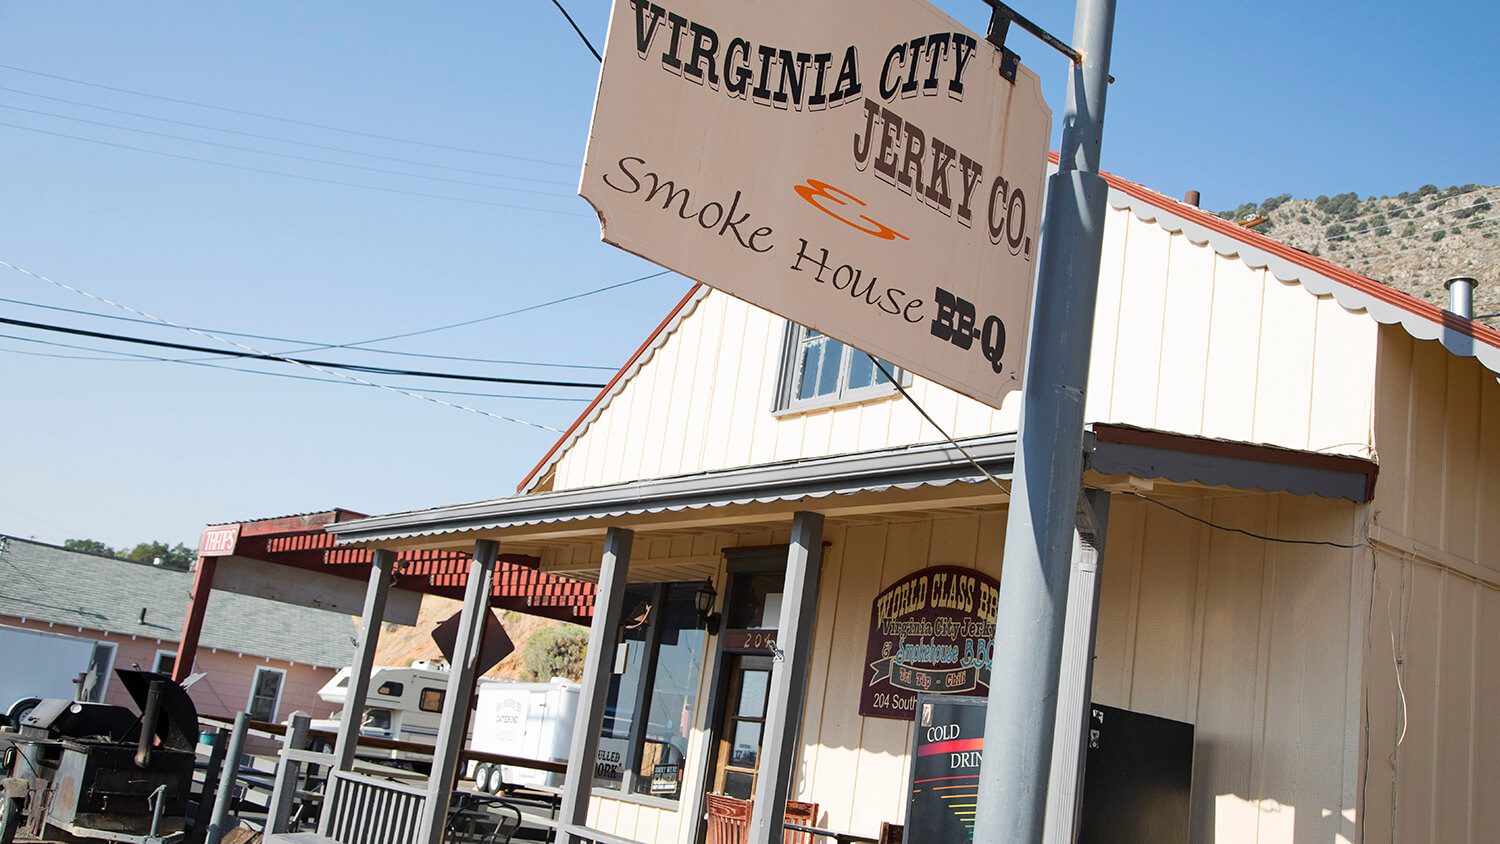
[[581, 0, 1051, 409], [859, 566, 1000, 720]]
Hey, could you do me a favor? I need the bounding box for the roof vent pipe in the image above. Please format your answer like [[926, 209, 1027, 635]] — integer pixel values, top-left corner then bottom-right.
[[1183, 190, 1200, 207], [1444, 276, 1477, 319]]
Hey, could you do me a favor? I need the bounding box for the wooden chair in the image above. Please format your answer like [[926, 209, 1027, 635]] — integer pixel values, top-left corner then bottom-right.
[[705, 793, 752, 844], [878, 821, 904, 844], [783, 799, 818, 844], [704, 794, 821, 844]]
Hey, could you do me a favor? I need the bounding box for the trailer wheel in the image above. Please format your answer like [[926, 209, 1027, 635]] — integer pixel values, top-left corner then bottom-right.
[[4, 699, 39, 727], [473, 763, 493, 790], [0, 795, 20, 844]]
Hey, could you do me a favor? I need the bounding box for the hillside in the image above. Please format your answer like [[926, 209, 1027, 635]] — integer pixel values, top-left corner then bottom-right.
[[1213, 184, 1500, 328], [369, 594, 586, 682]]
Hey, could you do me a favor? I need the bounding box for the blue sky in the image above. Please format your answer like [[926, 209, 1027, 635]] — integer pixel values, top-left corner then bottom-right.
[[2, 0, 1496, 549]]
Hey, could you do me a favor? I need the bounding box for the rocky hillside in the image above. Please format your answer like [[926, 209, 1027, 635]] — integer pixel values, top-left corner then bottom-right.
[[1213, 184, 1500, 329], [369, 593, 585, 681]]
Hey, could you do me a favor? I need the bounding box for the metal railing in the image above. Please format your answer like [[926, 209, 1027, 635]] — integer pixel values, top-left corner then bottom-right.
[[322, 769, 428, 844]]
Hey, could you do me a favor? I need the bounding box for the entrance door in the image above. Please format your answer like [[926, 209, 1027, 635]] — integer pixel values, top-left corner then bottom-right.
[[711, 654, 773, 800]]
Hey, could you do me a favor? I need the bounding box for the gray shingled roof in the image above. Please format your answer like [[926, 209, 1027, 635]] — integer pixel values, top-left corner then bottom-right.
[[0, 535, 357, 669]]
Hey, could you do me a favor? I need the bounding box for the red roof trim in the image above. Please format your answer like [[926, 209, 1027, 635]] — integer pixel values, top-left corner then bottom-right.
[[516, 282, 704, 493], [1065, 151, 1500, 353]]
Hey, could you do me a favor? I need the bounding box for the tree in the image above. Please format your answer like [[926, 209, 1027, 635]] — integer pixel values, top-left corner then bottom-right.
[[519, 625, 589, 682], [64, 538, 117, 556], [123, 542, 196, 571]]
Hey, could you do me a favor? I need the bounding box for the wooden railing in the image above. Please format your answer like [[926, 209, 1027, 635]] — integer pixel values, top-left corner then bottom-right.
[[322, 769, 427, 844]]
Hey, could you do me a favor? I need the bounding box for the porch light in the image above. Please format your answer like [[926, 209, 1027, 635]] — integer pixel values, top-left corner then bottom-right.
[[695, 578, 721, 635]]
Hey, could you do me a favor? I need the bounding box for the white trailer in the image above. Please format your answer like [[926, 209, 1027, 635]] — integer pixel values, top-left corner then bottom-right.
[[471, 678, 580, 789], [0, 624, 99, 720]]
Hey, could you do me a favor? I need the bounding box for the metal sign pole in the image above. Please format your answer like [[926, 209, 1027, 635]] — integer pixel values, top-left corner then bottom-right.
[[973, 0, 1116, 842]]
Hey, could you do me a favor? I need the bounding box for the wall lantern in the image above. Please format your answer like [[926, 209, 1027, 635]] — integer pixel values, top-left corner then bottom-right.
[[695, 578, 721, 635]]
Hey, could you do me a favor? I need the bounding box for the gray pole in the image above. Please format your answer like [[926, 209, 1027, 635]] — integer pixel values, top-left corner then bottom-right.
[[206, 711, 251, 844], [973, 1, 1115, 842]]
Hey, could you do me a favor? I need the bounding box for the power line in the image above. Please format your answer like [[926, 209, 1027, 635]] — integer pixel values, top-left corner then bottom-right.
[[0, 334, 591, 401], [550, 0, 603, 62], [0, 84, 573, 186], [0, 120, 588, 217], [0, 315, 607, 389], [330, 270, 675, 347], [0, 101, 571, 197], [0, 260, 576, 431], [0, 62, 576, 169], [0, 294, 617, 370]]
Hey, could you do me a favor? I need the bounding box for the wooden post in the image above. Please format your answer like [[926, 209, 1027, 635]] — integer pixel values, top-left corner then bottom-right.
[[172, 556, 217, 683], [416, 539, 499, 844], [558, 527, 634, 843], [267, 711, 310, 834], [317, 548, 396, 837], [748, 511, 824, 844]]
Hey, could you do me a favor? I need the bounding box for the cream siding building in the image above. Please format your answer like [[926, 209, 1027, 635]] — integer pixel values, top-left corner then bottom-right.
[[328, 170, 1499, 844]]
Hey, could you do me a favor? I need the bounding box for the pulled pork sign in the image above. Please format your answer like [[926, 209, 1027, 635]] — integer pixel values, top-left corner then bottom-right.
[[861, 566, 1000, 720], [581, 0, 1051, 408]]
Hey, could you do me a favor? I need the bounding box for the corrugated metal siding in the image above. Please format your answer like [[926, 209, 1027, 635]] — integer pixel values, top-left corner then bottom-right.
[[549, 204, 1377, 493], [1360, 327, 1500, 843], [574, 496, 1366, 844]]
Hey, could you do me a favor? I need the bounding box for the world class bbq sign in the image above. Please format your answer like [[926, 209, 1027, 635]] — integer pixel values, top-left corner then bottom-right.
[[581, 0, 1051, 409], [860, 566, 1000, 720]]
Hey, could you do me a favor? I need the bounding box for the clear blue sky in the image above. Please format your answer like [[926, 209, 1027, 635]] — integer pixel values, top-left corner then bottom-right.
[[2, 0, 1496, 550]]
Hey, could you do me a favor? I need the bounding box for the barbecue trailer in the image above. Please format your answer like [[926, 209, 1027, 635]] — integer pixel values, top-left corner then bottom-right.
[[0, 670, 199, 844]]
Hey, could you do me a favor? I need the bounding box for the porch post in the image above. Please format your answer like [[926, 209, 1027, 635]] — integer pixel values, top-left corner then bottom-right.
[[317, 547, 396, 837], [748, 511, 824, 844], [417, 538, 499, 844], [559, 527, 634, 842], [171, 555, 217, 683], [1043, 490, 1110, 844]]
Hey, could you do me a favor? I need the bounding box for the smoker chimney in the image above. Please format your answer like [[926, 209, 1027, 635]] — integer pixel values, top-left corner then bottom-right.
[[1444, 276, 1477, 319], [1184, 190, 1200, 207]]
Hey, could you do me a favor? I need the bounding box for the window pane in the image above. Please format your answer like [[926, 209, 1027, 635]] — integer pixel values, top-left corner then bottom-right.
[[723, 769, 756, 800], [729, 721, 762, 768], [639, 583, 707, 801], [846, 350, 877, 390], [738, 670, 770, 719], [797, 338, 826, 400], [249, 670, 282, 721], [815, 339, 842, 396], [595, 586, 653, 790], [418, 688, 444, 712], [376, 681, 404, 697]]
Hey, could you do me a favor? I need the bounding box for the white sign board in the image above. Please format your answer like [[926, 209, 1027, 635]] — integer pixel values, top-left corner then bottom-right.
[[582, 0, 1051, 408]]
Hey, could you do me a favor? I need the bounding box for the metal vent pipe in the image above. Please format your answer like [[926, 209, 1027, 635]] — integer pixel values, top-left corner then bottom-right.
[[1183, 190, 1200, 207], [1445, 276, 1477, 318]]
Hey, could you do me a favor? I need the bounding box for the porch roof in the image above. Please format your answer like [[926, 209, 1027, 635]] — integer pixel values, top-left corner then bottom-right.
[[327, 424, 1377, 551]]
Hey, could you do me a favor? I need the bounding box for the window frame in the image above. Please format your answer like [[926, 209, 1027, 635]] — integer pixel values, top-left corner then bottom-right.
[[153, 649, 176, 676], [246, 665, 286, 723], [590, 581, 707, 807], [771, 321, 906, 414]]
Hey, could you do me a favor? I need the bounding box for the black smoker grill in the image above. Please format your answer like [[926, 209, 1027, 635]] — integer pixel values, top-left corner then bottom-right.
[[1, 670, 199, 844]]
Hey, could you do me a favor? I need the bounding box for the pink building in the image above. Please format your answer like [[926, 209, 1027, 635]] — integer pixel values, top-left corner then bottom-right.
[[0, 534, 355, 724]]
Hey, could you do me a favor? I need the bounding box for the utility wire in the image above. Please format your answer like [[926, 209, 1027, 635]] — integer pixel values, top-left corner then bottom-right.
[[0, 102, 570, 197], [871, 359, 1011, 494], [1122, 490, 1366, 548], [0, 62, 575, 169], [0, 315, 605, 389], [0, 120, 588, 217], [0, 259, 576, 432], [549, 0, 603, 62], [334, 270, 674, 348], [0, 84, 572, 186], [0, 333, 590, 401]]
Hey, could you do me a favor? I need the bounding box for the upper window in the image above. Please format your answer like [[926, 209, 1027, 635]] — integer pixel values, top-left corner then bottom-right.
[[376, 681, 404, 697], [419, 688, 444, 713], [774, 322, 901, 412]]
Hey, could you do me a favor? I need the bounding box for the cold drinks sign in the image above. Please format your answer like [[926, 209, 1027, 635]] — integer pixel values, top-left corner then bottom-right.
[[581, 0, 1051, 408]]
